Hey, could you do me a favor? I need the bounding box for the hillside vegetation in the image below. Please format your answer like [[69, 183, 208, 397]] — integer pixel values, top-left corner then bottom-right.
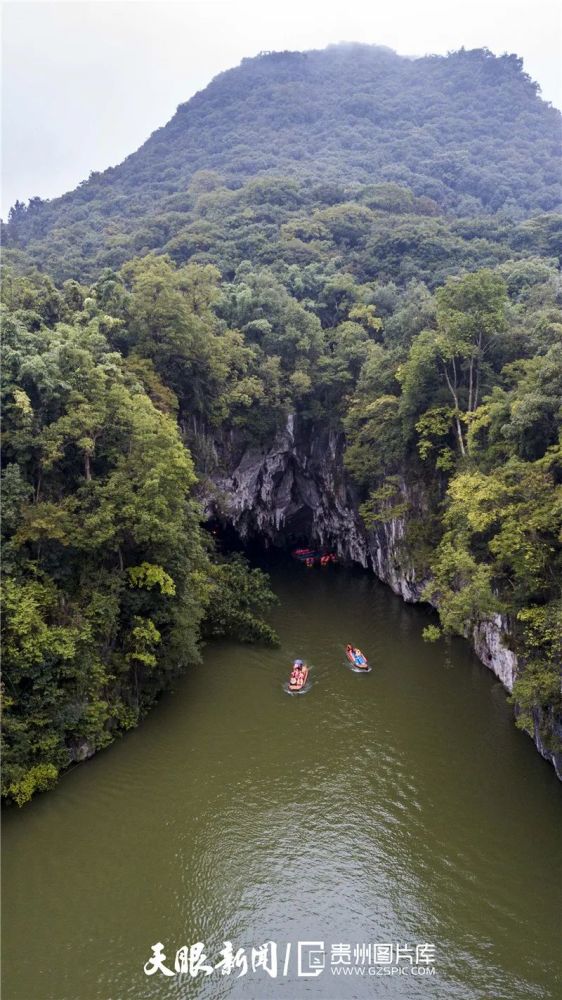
[[2, 44, 561, 801], [4, 45, 561, 280]]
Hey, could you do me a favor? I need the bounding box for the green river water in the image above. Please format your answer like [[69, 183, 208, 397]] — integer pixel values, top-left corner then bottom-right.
[[2, 560, 561, 1000]]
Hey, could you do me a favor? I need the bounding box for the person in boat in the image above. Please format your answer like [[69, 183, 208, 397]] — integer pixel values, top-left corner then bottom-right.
[[290, 659, 304, 684], [346, 644, 366, 666]]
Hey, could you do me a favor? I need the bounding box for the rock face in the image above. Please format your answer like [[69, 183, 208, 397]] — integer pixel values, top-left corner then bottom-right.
[[532, 709, 562, 779], [472, 615, 518, 692], [68, 738, 97, 764], [203, 416, 368, 565], [201, 416, 561, 777], [204, 416, 421, 593]]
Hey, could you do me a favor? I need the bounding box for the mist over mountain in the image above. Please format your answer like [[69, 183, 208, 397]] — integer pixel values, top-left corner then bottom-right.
[[4, 44, 561, 281]]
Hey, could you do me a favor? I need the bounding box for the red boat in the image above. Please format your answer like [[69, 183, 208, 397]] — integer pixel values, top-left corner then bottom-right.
[[292, 548, 337, 567], [345, 645, 370, 670], [288, 659, 309, 692]]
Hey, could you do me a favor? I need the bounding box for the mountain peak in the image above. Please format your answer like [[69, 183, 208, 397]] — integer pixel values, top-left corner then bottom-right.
[[4, 44, 560, 280]]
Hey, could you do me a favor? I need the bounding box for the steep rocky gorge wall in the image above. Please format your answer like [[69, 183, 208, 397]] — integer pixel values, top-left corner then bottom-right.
[[198, 416, 562, 779]]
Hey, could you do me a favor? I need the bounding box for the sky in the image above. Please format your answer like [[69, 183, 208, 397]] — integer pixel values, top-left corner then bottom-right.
[[2, 0, 561, 218]]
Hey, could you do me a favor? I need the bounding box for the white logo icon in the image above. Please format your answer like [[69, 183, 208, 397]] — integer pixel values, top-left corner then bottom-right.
[[297, 941, 325, 977]]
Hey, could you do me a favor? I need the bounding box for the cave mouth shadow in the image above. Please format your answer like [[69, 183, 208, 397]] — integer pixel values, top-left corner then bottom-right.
[[205, 509, 336, 569]]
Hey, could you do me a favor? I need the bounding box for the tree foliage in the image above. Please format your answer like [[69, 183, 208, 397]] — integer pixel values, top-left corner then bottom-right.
[[0, 275, 278, 804]]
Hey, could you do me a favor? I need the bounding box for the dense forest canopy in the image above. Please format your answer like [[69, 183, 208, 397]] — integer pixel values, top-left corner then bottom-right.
[[4, 45, 562, 281], [2, 44, 561, 803]]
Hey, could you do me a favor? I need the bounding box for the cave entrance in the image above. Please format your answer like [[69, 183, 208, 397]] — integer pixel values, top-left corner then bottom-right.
[[206, 504, 326, 564], [282, 505, 315, 548]]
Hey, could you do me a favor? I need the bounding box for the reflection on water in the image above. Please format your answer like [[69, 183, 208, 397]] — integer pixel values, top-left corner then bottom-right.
[[2, 560, 561, 1000]]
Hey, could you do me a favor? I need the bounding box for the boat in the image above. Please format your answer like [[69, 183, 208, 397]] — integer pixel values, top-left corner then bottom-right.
[[345, 645, 370, 670], [291, 547, 338, 567], [287, 659, 309, 693]]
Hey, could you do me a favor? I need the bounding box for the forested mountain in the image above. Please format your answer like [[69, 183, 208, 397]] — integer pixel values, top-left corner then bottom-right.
[[4, 45, 562, 281], [2, 44, 561, 802]]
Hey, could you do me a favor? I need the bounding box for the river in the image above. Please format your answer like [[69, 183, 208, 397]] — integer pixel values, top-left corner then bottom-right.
[[2, 559, 561, 1000]]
